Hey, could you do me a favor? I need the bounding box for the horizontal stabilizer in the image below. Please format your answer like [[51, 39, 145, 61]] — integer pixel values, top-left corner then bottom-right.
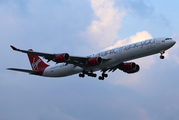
[[7, 68, 39, 74]]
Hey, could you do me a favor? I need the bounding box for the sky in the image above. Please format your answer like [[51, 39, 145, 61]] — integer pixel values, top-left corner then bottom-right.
[[0, 0, 179, 120]]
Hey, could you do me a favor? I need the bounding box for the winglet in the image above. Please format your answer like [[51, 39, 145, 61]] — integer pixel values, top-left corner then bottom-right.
[[10, 45, 17, 50]]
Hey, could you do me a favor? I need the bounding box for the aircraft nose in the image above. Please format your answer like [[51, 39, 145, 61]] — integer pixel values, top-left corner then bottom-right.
[[168, 39, 176, 48], [171, 39, 176, 45]]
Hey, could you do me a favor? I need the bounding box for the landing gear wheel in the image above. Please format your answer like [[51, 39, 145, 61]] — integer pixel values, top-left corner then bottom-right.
[[98, 76, 104, 80], [160, 55, 164, 59], [102, 73, 108, 78], [92, 74, 97, 77], [160, 50, 165, 59], [79, 73, 85, 78]]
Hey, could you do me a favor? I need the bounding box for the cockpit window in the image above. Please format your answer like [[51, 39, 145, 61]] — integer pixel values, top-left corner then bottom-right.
[[165, 38, 172, 40]]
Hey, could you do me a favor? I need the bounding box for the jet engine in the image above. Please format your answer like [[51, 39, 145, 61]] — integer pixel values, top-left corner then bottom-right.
[[121, 62, 140, 74], [54, 53, 69, 63], [87, 57, 102, 66]]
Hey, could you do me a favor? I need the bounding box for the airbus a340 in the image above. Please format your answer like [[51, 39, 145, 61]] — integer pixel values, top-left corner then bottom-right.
[[7, 38, 176, 80]]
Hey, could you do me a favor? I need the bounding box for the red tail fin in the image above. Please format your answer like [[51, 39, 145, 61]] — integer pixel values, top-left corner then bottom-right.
[[27, 49, 49, 75]]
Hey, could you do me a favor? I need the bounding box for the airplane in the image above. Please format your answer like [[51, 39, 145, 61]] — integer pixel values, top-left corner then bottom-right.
[[7, 37, 176, 80]]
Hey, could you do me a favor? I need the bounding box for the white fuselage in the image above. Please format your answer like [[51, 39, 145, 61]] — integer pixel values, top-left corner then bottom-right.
[[42, 38, 176, 77]]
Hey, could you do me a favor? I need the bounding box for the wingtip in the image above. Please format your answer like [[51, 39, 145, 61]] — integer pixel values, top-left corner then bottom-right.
[[10, 45, 17, 50], [6, 68, 12, 70]]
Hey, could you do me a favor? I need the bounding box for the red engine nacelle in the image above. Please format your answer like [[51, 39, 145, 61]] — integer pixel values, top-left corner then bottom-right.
[[54, 53, 69, 63], [87, 57, 102, 66], [121, 62, 140, 74]]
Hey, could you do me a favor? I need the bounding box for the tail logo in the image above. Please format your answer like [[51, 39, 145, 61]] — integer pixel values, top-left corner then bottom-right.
[[32, 58, 41, 70]]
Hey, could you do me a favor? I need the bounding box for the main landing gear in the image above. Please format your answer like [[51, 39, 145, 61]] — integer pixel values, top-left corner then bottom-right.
[[79, 73, 85, 78], [79, 70, 108, 80], [98, 71, 108, 80], [79, 70, 97, 78], [160, 50, 165, 59]]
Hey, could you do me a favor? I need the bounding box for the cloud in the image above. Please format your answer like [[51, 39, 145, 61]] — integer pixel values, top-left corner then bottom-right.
[[104, 31, 153, 50], [122, 0, 154, 18], [80, 0, 127, 49], [117, 0, 170, 28]]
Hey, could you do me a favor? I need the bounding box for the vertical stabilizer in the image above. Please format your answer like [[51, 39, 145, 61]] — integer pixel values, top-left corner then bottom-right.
[[27, 49, 49, 75]]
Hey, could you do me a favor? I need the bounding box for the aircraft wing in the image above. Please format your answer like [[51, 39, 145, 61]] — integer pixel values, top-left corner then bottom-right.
[[7, 68, 39, 74], [10, 45, 111, 67], [10, 45, 55, 61], [10, 45, 90, 62]]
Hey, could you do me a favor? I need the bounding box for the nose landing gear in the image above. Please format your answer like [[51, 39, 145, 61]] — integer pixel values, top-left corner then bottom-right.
[[160, 50, 165, 59], [160, 55, 164, 59]]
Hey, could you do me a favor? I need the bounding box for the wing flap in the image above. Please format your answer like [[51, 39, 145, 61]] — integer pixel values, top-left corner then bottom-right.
[[70, 56, 112, 63]]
